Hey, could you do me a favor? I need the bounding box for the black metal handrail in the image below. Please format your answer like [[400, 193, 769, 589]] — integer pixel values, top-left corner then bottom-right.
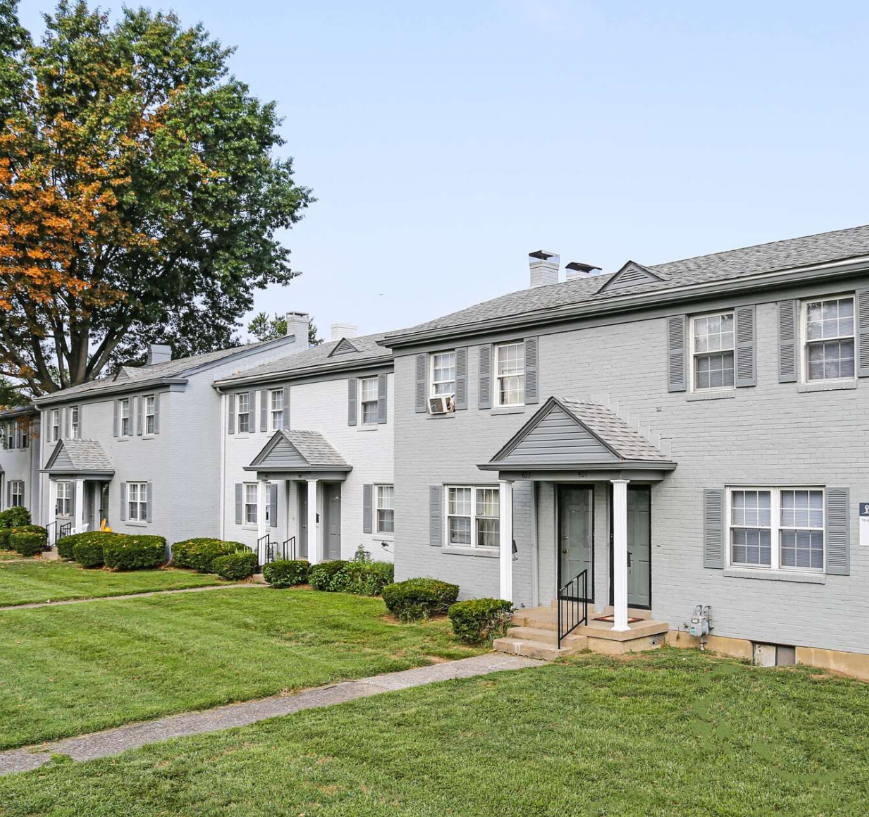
[[256, 534, 273, 569], [46, 520, 59, 545], [58, 522, 72, 541], [557, 569, 588, 649], [281, 537, 296, 561]]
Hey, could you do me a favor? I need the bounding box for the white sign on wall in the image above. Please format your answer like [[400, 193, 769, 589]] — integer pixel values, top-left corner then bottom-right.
[[859, 503, 869, 547]]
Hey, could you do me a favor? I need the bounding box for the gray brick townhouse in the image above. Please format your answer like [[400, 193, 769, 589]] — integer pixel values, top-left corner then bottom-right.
[[382, 225, 869, 677], [28, 315, 311, 546], [0, 405, 40, 522]]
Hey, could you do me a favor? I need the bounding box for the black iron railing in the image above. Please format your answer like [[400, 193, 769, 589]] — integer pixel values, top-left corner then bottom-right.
[[281, 537, 296, 561], [256, 535, 298, 568], [58, 522, 72, 541], [557, 569, 588, 649]]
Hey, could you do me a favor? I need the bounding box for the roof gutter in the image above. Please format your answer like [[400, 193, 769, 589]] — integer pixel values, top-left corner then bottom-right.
[[33, 377, 189, 407], [213, 358, 393, 390]]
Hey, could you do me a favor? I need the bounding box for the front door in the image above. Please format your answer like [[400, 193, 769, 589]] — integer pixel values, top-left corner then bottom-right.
[[323, 483, 341, 560], [627, 486, 652, 609], [557, 485, 593, 601], [298, 485, 308, 559], [86, 482, 96, 530]]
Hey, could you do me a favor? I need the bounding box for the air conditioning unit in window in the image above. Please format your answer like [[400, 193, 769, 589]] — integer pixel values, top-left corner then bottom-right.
[[428, 395, 453, 415]]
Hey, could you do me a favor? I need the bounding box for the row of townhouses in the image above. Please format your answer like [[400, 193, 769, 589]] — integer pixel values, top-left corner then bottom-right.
[[2, 224, 868, 679]]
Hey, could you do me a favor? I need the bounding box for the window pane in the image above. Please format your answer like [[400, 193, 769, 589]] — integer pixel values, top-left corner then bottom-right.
[[449, 488, 472, 516], [476, 518, 500, 547], [377, 509, 395, 533], [497, 343, 524, 376], [695, 351, 734, 390], [362, 402, 378, 424], [378, 485, 394, 510], [449, 516, 471, 545], [806, 298, 855, 341], [360, 378, 378, 402], [781, 529, 824, 569], [498, 374, 524, 406], [731, 528, 771, 566], [476, 488, 500, 518]]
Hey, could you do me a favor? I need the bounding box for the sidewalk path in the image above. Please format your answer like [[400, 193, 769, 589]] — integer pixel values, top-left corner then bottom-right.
[[0, 653, 541, 776]]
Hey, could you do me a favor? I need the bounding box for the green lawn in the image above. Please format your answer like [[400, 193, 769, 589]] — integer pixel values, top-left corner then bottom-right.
[[0, 550, 26, 561], [1, 651, 867, 816], [0, 587, 481, 749], [0, 561, 228, 606]]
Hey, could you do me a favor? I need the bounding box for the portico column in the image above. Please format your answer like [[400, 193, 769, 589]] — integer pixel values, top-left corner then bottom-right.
[[499, 480, 514, 602], [47, 479, 57, 544], [307, 479, 319, 565], [257, 477, 268, 542], [73, 479, 85, 533], [611, 479, 630, 632]]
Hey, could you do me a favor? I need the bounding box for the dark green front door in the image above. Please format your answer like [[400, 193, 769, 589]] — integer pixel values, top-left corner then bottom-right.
[[557, 485, 593, 601], [627, 486, 651, 609]]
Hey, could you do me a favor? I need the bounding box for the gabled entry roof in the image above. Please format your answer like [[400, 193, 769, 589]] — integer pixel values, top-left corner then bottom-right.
[[41, 439, 114, 477], [246, 430, 351, 475], [479, 397, 676, 474]]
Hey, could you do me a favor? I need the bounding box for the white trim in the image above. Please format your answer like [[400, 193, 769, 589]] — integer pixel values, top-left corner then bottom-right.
[[689, 310, 736, 393], [800, 293, 856, 385], [429, 350, 457, 399], [444, 484, 500, 549], [126, 481, 148, 523], [243, 481, 259, 526], [499, 480, 513, 602], [268, 388, 284, 432], [236, 393, 252, 434], [610, 479, 630, 632], [375, 483, 394, 536], [494, 341, 525, 408], [358, 376, 379, 426], [119, 398, 132, 438], [143, 394, 156, 435]]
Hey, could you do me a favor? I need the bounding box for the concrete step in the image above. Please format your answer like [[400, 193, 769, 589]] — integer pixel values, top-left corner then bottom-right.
[[507, 626, 588, 649], [493, 634, 588, 662], [512, 608, 558, 631]]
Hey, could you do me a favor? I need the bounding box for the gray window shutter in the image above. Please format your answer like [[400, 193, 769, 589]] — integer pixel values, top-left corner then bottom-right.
[[778, 300, 799, 383], [430, 485, 443, 546], [260, 389, 267, 432], [77, 407, 83, 439], [282, 385, 291, 429], [146, 482, 153, 522], [6, 482, 10, 508], [362, 484, 373, 533], [735, 305, 756, 387], [113, 400, 119, 437], [269, 483, 278, 528], [120, 483, 127, 521], [19, 481, 24, 507], [478, 344, 492, 409], [825, 488, 850, 575], [347, 378, 357, 426], [153, 394, 160, 434], [228, 393, 235, 434], [60, 407, 67, 441], [235, 483, 243, 525], [136, 397, 143, 435], [703, 489, 724, 569], [667, 316, 687, 392], [524, 337, 539, 404], [454, 347, 468, 410], [857, 289, 869, 377], [377, 374, 388, 424], [415, 354, 427, 413]]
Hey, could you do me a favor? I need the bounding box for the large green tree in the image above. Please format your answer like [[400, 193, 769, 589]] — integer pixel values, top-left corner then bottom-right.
[[0, 0, 312, 396], [247, 312, 322, 347]]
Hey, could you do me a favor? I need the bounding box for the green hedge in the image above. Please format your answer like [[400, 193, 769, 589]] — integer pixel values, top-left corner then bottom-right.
[[171, 538, 247, 573], [333, 560, 394, 596], [212, 551, 257, 581], [0, 506, 31, 529], [262, 559, 310, 588], [448, 598, 513, 644], [73, 538, 106, 568], [56, 531, 94, 561], [308, 560, 347, 591], [103, 535, 166, 571], [9, 526, 48, 557], [382, 578, 460, 622]]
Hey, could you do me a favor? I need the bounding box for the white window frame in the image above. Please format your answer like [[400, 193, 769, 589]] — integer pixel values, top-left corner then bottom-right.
[[375, 484, 394, 535], [119, 399, 131, 437], [17, 419, 27, 449], [430, 351, 457, 399], [726, 487, 825, 574], [444, 485, 500, 549], [244, 482, 258, 525], [269, 389, 284, 431], [69, 405, 80, 439], [237, 393, 251, 434], [690, 311, 735, 393], [9, 480, 23, 508], [801, 295, 856, 383], [56, 480, 73, 517], [359, 377, 379, 425], [144, 395, 156, 435], [128, 481, 148, 522], [494, 342, 525, 407], [4, 422, 13, 449], [51, 409, 61, 442]]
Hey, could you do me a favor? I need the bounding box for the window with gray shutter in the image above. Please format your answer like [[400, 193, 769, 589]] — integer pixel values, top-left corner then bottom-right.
[[282, 385, 291, 429], [235, 483, 243, 525], [146, 482, 153, 522], [136, 396, 143, 435], [153, 394, 160, 434], [478, 344, 492, 409], [857, 289, 869, 377], [347, 378, 357, 426], [703, 489, 724, 568], [734, 305, 756, 387], [377, 374, 388, 424], [524, 337, 539, 404], [113, 400, 119, 437], [778, 300, 799, 382], [260, 390, 267, 432], [269, 483, 278, 528], [667, 316, 687, 392], [362, 484, 373, 533], [415, 354, 427, 413], [120, 483, 127, 521], [228, 393, 235, 434], [825, 488, 850, 575], [430, 485, 443, 546], [454, 347, 468, 410]]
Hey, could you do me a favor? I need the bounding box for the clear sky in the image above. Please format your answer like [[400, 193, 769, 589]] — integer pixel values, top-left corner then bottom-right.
[[18, 0, 869, 341]]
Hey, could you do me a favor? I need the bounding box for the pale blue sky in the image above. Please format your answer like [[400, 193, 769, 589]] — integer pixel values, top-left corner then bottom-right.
[[19, 1, 869, 340]]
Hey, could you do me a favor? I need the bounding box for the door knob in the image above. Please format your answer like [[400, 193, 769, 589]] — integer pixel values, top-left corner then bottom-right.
[[561, 548, 568, 554]]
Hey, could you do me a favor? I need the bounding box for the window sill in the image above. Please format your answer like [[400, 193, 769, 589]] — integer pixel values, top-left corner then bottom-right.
[[117, 437, 130, 443], [491, 407, 525, 416], [723, 568, 826, 584], [441, 546, 499, 558], [233, 435, 250, 440], [797, 381, 857, 393], [426, 412, 456, 420], [356, 425, 379, 432], [687, 391, 736, 402], [125, 521, 148, 528], [242, 524, 259, 532]]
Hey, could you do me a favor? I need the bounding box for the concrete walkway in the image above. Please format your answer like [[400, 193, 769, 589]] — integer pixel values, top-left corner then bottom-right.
[[0, 653, 541, 776], [0, 580, 261, 612]]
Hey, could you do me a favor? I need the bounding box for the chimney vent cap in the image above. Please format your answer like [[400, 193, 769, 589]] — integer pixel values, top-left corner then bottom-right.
[[565, 261, 601, 274]]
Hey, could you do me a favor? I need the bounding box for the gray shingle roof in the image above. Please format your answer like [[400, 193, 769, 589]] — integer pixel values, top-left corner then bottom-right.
[[280, 431, 350, 469], [216, 333, 392, 385], [44, 439, 114, 474], [388, 224, 869, 339]]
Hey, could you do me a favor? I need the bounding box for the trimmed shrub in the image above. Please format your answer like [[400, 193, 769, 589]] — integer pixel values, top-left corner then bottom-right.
[[336, 560, 394, 596], [448, 598, 513, 644], [9, 526, 48, 557], [73, 538, 106, 568], [103, 535, 166, 571], [56, 531, 96, 561], [308, 560, 347, 591], [382, 578, 460, 622], [212, 550, 257, 581], [0, 527, 10, 549], [172, 538, 247, 573], [0, 506, 31, 529], [263, 559, 310, 588]]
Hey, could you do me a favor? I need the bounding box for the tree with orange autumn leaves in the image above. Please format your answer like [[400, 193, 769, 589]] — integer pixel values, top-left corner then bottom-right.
[[0, 0, 312, 395]]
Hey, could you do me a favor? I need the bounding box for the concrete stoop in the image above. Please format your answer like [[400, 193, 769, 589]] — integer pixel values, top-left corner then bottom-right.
[[494, 605, 669, 661]]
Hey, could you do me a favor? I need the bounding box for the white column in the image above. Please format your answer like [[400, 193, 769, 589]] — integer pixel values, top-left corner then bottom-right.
[[257, 478, 268, 541], [307, 479, 319, 565], [611, 479, 630, 632], [47, 479, 57, 544], [499, 480, 514, 602], [73, 479, 85, 532]]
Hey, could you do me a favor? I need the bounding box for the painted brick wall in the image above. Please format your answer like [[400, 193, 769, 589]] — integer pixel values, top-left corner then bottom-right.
[[0, 417, 41, 521]]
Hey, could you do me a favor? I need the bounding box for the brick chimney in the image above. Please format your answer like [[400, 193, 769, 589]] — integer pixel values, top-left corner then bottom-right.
[[331, 323, 358, 341], [529, 251, 560, 288], [285, 312, 311, 346], [147, 344, 172, 365]]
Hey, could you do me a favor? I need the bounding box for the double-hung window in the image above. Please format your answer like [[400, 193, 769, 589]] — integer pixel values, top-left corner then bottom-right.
[[431, 352, 456, 398], [269, 389, 284, 430], [51, 409, 61, 442], [18, 420, 27, 449], [119, 399, 131, 437], [692, 312, 734, 391], [728, 488, 824, 572], [56, 481, 72, 517], [237, 393, 251, 433], [244, 483, 258, 525], [9, 480, 23, 507], [446, 486, 500, 548], [495, 342, 524, 406], [360, 377, 379, 425], [128, 482, 148, 521], [4, 422, 13, 449], [69, 406, 80, 439], [144, 395, 156, 434], [376, 485, 394, 534], [804, 296, 855, 381]]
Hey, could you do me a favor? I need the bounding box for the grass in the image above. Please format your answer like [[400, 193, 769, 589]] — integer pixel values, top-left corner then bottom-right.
[[0, 561, 228, 606], [0, 550, 25, 561], [0, 650, 867, 816], [0, 587, 482, 749]]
